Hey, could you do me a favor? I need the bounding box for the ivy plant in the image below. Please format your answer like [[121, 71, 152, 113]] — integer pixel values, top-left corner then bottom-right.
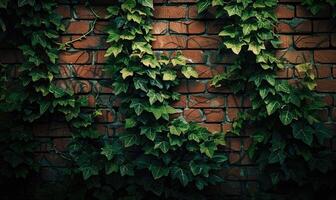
[[197, 0, 336, 199], [68, 0, 228, 199]]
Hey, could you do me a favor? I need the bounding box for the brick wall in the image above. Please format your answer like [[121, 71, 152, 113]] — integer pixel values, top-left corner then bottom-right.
[[1, 0, 335, 198]]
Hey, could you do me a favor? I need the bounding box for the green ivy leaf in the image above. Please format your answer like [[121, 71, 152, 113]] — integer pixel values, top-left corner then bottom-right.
[[105, 44, 123, 57], [120, 133, 139, 147], [154, 141, 170, 153], [197, 0, 211, 13], [125, 118, 137, 128], [105, 161, 119, 175], [139, 0, 153, 9], [120, 68, 134, 79], [292, 123, 314, 146], [279, 108, 295, 125], [181, 66, 198, 78], [120, 164, 134, 176], [266, 101, 280, 115], [140, 126, 157, 141], [121, 0, 136, 12], [171, 167, 189, 186], [163, 70, 177, 81], [149, 165, 169, 179]]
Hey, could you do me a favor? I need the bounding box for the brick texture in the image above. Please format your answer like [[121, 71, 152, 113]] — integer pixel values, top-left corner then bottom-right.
[[2, 1, 335, 198]]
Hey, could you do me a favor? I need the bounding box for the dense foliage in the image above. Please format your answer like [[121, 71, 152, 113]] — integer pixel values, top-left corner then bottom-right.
[[197, 0, 336, 199], [0, 0, 335, 199], [0, 0, 96, 198], [68, 1, 228, 199]]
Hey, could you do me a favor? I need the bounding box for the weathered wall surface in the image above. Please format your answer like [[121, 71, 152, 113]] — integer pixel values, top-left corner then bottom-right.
[[1, 0, 335, 197]]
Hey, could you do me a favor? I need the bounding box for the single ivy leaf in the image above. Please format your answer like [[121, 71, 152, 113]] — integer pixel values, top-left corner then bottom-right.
[[39, 101, 50, 114], [121, 0, 136, 12], [120, 164, 134, 176], [197, 0, 211, 13], [105, 161, 119, 175], [130, 100, 144, 115], [268, 149, 286, 164], [80, 166, 99, 180], [149, 165, 169, 179], [292, 123, 314, 146], [279, 108, 295, 125], [189, 160, 203, 176], [139, 0, 153, 9], [223, 40, 244, 54], [154, 141, 170, 153], [120, 68, 134, 79], [120, 133, 139, 148], [181, 66, 198, 78], [218, 25, 237, 38], [105, 44, 123, 57], [266, 101, 280, 115], [162, 70, 177, 81], [171, 167, 189, 186], [140, 126, 157, 141], [125, 118, 137, 128]]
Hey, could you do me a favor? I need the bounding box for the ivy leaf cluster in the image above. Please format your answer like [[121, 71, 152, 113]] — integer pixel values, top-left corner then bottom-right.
[[0, 0, 98, 197], [69, 0, 228, 199], [198, 0, 336, 199]]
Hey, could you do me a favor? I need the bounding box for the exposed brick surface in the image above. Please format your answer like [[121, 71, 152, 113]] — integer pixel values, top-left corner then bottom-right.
[[3, 1, 335, 198]]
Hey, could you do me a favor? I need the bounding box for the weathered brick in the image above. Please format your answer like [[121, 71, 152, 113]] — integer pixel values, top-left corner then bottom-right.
[[189, 95, 225, 108], [316, 80, 336, 92], [181, 50, 205, 63], [199, 123, 222, 133], [278, 35, 293, 49], [55, 5, 71, 18], [276, 5, 294, 19], [172, 95, 187, 108], [187, 36, 221, 49], [313, 19, 336, 32], [276, 20, 312, 33], [276, 50, 311, 64], [314, 50, 336, 63], [294, 34, 329, 49], [169, 20, 205, 34], [152, 22, 168, 35], [227, 108, 239, 121], [154, 6, 187, 19], [204, 109, 225, 122], [74, 6, 108, 19], [227, 95, 251, 108], [296, 5, 331, 18], [66, 21, 91, 34], [174, 80, 206, 93], [184, 109, 203, 122], [331, 34, 336, 47], [59, 51, 91, 64], [72, 36, 106, 49], [96, 109, 115, 123], [152, 35, 187, 49]]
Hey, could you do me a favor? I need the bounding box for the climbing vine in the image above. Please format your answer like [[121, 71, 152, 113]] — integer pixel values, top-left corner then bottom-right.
[[67, 0, 228, 199], [197, 0, 336, 199], [0, 0, 96, 198]]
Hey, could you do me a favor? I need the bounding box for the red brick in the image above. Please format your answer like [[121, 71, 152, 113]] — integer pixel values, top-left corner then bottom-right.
[[276, 50, 311, 64], [276, 68, 294, 78], [59, 51, 91, 64], [169, 20, 205, 34], [313, 64, 332, 78], [278, 35, 293, 49], [168, 0, 197, 2], [154, 6, 187, 19], [207, 83, 231, 93], [56, 5, 71, 18], [152, 35, 187, 49], [229, 152, 240, 163], [323, 95, 334, 106], [59, 65, 104, 78], [227, 108, 239, 121], [316, 80, 336, 92], [222, 123, 232, 133], [276, 20, 312, 33], [189, 95, 225, 108], [96, 109, 115, 123], [296, 5, 331, 18], [204, 109, 225, 122], [184, 109, 203, 122], [93, 82, 113, 94], [174, 80, 206, 93], [332, 108, 336, 121], [228, 138, 241, 151], [72, 36, 106, 49], [227, 95, 251, 108], [172, 95, 187, 108], [294, 34, 329, 49], [333, 67, 336, 78], [193, 65, 224, 78], [74, 6, 108, 19], [276, 5, 294, 19], [314, 50, 336, 63], [94, 21, 108, 34], [313, 19, 336, 32], [181, 50, 205, 63], [187, 36, 221, 49], [199, 123, 222, 133], [66, 21, 90, 34], [152, 22, 168, 35], [96, 50, 108, 64], [331, 34, 336, 47]]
